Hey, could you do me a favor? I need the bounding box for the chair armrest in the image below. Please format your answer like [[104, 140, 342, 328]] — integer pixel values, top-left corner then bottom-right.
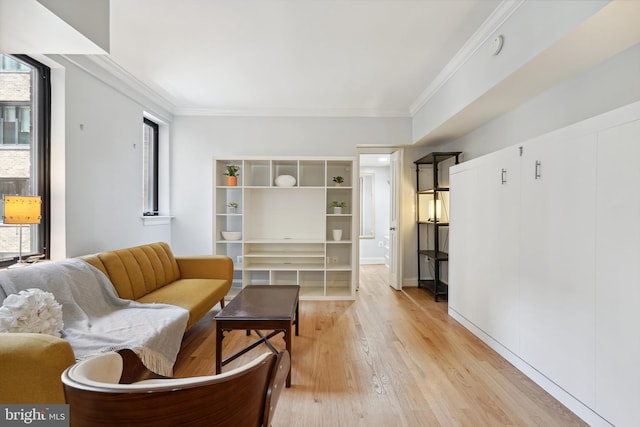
[[264, 350, 290, 427], [0, 333, 76, 403], [175, 255, 233, 282]]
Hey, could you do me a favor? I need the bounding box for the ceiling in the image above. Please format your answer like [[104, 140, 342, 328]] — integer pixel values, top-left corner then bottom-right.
[[107, 0, 501, 117]]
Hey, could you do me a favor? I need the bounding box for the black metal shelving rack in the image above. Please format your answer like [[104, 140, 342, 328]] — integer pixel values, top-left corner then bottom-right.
[[414, 152, 461, 301]]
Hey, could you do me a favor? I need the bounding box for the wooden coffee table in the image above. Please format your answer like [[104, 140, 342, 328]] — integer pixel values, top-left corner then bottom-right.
[[214, 285, 300, 387]]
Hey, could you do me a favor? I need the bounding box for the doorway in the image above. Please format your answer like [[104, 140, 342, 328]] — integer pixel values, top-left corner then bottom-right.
[[358, 150, 402, 290]]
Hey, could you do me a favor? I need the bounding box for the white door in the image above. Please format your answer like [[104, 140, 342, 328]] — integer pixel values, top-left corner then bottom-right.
[[450, 147, 521, 349], [449, 161, 482, 316], [388, 151, 402, 290], [595, 118, 640, 426], [519, 134, 596, 406]]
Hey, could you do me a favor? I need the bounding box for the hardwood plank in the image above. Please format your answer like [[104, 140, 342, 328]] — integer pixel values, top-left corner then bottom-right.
[[173, 265, 586, 427]]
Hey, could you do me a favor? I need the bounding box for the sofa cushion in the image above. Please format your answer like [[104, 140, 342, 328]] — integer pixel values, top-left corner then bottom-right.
[[136, 278, 229, 330], [83, 242, 181, 300]]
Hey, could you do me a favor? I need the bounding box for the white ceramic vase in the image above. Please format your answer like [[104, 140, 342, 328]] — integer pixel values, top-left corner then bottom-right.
[[332, 229, 342, 241], [275, 174, 296, 187]]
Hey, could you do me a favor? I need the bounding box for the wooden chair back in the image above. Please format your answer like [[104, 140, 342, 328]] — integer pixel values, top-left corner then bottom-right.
[[62, 350, 290, 427]]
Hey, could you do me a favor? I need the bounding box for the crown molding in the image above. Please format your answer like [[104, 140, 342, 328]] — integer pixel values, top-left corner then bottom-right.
[[62, 0, 526, 122], [409, 0, 525, 116], [61, 54, 175, 122], [73, 55, 411, 118], [173, 106, 411, 118]]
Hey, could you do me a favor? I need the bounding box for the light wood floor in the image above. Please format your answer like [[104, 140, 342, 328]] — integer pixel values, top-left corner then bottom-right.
[[174, 265, 586, 427]]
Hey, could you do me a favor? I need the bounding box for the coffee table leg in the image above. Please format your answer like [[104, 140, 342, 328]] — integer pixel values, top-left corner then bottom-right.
[[295, 300, 300, 336], [215, 325, 223, 374], [285, 324, 292, 387]]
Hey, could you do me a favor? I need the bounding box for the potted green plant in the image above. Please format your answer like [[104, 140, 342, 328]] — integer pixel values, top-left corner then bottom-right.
[[224, 165, 240, 186], [226, 201, 238, 214], [332, 176, 344, 187], [329, 201, 347, 214]]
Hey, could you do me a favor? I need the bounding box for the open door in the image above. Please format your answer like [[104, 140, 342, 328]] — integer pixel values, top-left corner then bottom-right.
[[388, 150, 402, 290]]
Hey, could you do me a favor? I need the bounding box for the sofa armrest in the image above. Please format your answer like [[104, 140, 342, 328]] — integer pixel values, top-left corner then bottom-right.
[[175, 255, 234, 283], [0, 333, 76, 404]]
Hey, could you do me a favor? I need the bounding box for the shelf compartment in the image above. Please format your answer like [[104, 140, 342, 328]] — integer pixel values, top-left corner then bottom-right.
[[272, 270, 298, 285], [245, 270, 270, 286], [327, 160, 352, 187], [326, 187, 352, 214], [245, 250, 324, 257], [299, 271, 325, 297], [326, 216, 351, 241], [326, 271, 351, 297], [244, 260, 325, 270], [273, 160, 298, 186], [414, 152, 461, 192], [417, 192, 450, 223], [244, 187, 325, 241], [215, 215, 242, 243], [215, 187, 243, 214], [326, 243, 352, 268], [244, 160, 271, 186], [243, 235, 326, 269], [299, 160, 325, 187], [216, 159, 243, 187], [215, 242, 243, 261], [245, 242, 324, 257]]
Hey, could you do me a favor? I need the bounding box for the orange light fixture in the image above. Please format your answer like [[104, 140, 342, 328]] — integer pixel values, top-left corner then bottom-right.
[[3, 195, 42, 264]]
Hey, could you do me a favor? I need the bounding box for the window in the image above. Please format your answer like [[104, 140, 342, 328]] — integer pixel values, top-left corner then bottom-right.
[[0, 54, 50, 265], [142, 118, 159, 216], [1, 105, 31, 145]]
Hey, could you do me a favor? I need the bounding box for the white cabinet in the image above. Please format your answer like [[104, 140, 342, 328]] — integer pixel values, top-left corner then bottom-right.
[[595, 119, 640, 427], [449, 104, 640, 426], [450, 148, 520, 350], [213, 157, 357, 300], [518, 134, 597, 406]]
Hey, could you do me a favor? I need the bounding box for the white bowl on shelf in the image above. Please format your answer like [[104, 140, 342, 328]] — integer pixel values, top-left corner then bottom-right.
[[275, 174, 296, 187], [221, 231, 242, 241]]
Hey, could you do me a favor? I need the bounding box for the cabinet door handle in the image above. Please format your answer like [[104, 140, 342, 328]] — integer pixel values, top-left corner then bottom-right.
[[501, 168, 507, 184], [535, 161, 542, 179]]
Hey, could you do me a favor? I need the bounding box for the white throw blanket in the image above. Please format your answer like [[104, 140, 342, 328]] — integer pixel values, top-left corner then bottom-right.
[[0, 259, 189, 376]]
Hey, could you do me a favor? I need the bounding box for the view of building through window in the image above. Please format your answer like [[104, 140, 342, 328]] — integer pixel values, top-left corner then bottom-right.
[[0, 54, 38, 261]]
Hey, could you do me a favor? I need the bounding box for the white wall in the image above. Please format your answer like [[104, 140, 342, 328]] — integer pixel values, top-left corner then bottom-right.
[[403, 43, 640, 287], [170, 116, 411, 255], [411, 0, 608, 144], [437, 42, 640, 160], [359, 165, 390, 264], [54, 56, 173, 257]]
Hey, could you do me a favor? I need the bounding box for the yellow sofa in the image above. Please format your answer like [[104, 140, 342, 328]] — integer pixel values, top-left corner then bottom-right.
[[0, 242, 233, 404], [81, 242, 233, 330]]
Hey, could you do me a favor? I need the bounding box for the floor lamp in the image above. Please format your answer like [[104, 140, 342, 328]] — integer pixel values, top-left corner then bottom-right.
[[2, 195, 42, 267]]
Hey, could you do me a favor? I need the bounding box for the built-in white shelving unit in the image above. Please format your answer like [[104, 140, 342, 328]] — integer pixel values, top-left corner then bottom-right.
[[213, 157, 358, 300]]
